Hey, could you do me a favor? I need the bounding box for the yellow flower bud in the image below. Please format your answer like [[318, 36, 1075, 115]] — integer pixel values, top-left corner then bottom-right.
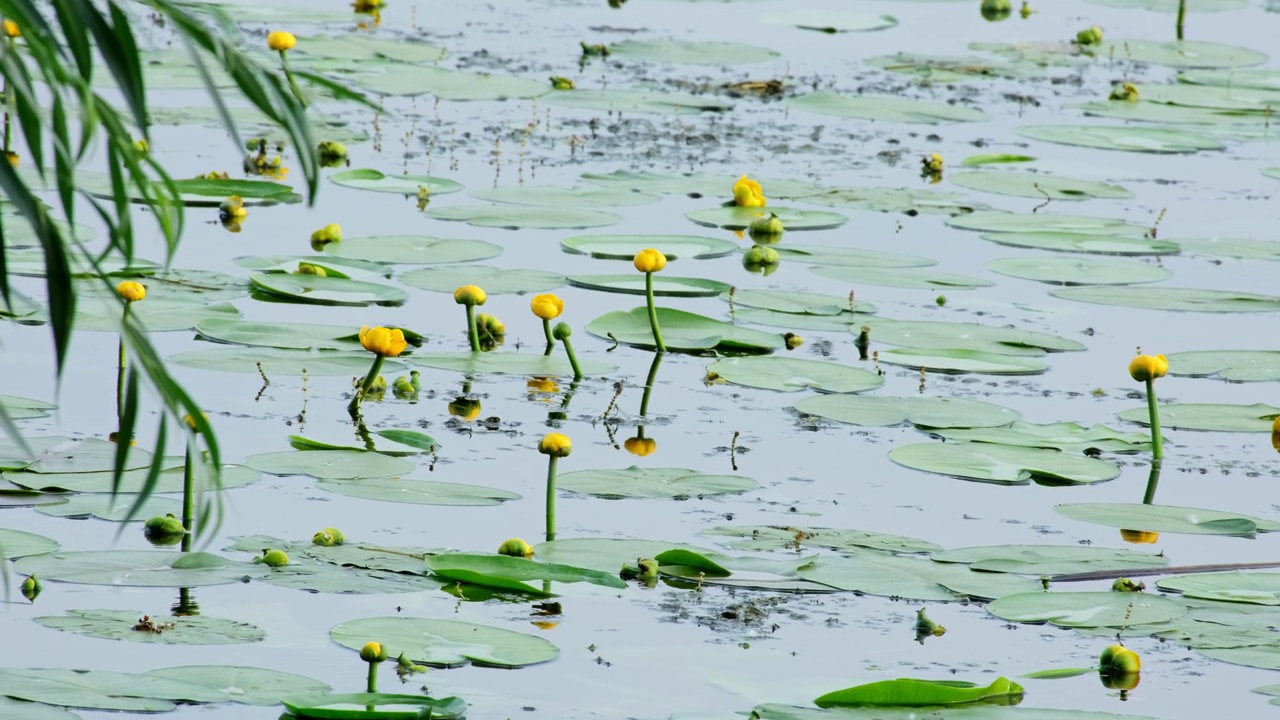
[[448, 397, 482, 422], [1077, 25, 1103, 46], [359, 326, 408, 358], [539, 432, 572, 458], [360, 641, 388, 663], [183, 412, 208, 432], [116, 281, 146, 303], [743, 245, 780, 266], [453, 285, 487, 306], [922, 152, 943, 174], [257, 548, 290, 567], [267, 30, 297, 52], [133, 139, 149, 155], [1128, 353, 1167, 382], [1111, 577, 1145, 592], [312, 527, 346, 546], [1109, 82, 1139, 102], [550, 76, 575, 90], [784, 333, 803, 350], [732, 174, 766, 208], [1099, 644, 1141, 674], [310, 223, 342, 246], [20, 574, 40, 602], [531, 293, 564, 321], [637, 558, 659, 580], [3, 20, 19, 38], [633, 248, 667, 274], [1119, 528, 1159, 544], [981, 0, 1012, 21], [498, 538, 534, 558], [294, 263, 326, 277], [144, 513, 185, 537], [5, 151, 17, 167], [624, 436, 657, 457], [352, 0, 383, 11]]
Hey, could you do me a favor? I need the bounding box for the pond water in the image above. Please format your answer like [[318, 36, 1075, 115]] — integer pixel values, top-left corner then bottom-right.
[[4, 0, 1280, 718]]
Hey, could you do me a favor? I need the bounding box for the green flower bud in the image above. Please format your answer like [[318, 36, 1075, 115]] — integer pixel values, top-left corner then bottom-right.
[[20, 574, 41, 602], [256, 548, 290, 567], [498, 538, 534, 557], [981, 0, 1012, 21], [144, 513, 185, 538], [1077, 25, 1103, 46], [552, 322, 573, 341], [360, 641, 388, 663], [312, 527, 346, 546], [637, 558, 659, 580], [747, 213, 785, 243]]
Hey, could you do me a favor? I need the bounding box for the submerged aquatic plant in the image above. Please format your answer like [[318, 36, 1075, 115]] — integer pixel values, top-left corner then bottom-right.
[[633, 249, 668, 352], [1128, 352, 1167, 461]]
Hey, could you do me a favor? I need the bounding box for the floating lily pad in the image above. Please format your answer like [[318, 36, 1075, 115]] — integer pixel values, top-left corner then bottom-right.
[[727, 289, 875, 316], [797, 554, 1038, 601], [256, 561, 443, 595], [0, 528, 59, 558], [703, 525, 941, 554], [281, 692, 465, 719], [933, 545, 1167, 575], [948, 212, 1146, 235], [0, 668, 225, 712], [425, 553, 627, 594], [578, 169, 822, 199], [761, 11, 898, 33], [0, 395, 57, 420], [0, 696, 80, 719], [400, 266, 565, 294], [864, 318, 1084, 355], [1179, 238, 1280, 261], [250, 272, 407, 307], [424, 205, 620, 230], [196, 318, 363, 351], [1054, 286, 1280, 312], [35, 494, 181, 521], [1159, 572, 1280, 605], [770, 245, 935, 269], [331, 617, 558, 668], [1139, 83, 1280, 111], [568, 274, 731, 297], [543, 89, 733, 114], [561, 234, 738, 260], [987, 591, 1189, 628], [813, 677, 1027, 710], [317, 477, 520, 506], [658, 551, 837, 592], [707, 356, 884, 393], [734, 307, 869, 332], [980, 232, 1180, 256], [890, 443, 1119, 485], [794, 186, 985, 215], [6, 463, 260, 494], [686, 206, 847, 231], [556, 466, 757, 499], [410, 352, 616, 377], [1018, 125, 1226, 153], [1099, 39, 1266, 68], [471, 186, 660, 208], [1183, 69, 1280, 91], [328, 169, 462, 195], [13, 550, 267, 587], [1166, 350, 1280, 382], [608, 39, 779, 64], [146, 666, 330, 706], [71, 296, 240, 333], [932, 422, 1155, 454], [949, 171, 1132, 200], [963, 153, 1037, 166], [587, 307, 785, 352], [66, 172, 300, 206], [1055, 502, 1280, 536], [324, 235, 501, 265], [787, 92, 988, 123], [295, 35, 448, 62], [534, 538, 718, 574], [16, 437, 155, 474], [794, 395, 1019, 428], [811, 265, 994, 290], [36, 609, 265, 645], [868, 53, 1031, 83], [234, 255, 394, 276], [354, 65, 548, 99], [986, 256, 1172, 285], [1119, 402, 1280, 432], [169, 347, 405, 376], [878, 348, 1049, 375], [245, 450, 415, 480]]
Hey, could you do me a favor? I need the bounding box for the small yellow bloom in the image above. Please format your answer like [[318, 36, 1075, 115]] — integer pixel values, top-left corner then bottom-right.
[[1119, 529, 1159, 544], [624, 436, 657, 457], [527, 377, 559, 394], [1099, 644, 1141, 673], [116, 281, 146, 303], [267, 30, 296, 52], [1109, 82, 1139, 102], [539, 432, 572, 458], [310, 223, 342, 246], [257, 548, 290, 567], [183, 412, 208, 432], [531, 293, 564, 320], [922, 152, 943, 174], [454, 285, 487, 306], [5, 151, 17, 167], [633, 248, 667, 274], [360, 641, 388, 663], [312, 527, 346, 546], [550, 76, 575, 90], [352, 0, 383, 11], [732, 174, 766, 207], [448, 397, 482, 422], [3, 20, 18, 38], [1128, 353, 1167, 382], [359, 326, 408, 357], [498, 537, 534, 558], [1077, 25, 1103, 46]]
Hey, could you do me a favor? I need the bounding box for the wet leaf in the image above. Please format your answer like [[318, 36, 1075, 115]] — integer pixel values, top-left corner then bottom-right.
[[324, 235, 500, 265], [1018, 125, 1225, 153], [706, 356, 884, 393], [317, 477, 520, 507], [985, 256, 1171, 285], [561, 233, 739, 260], [686, 205, 847, 231], [281, 693, 466, 719], [557, 466, 757, 499], [568, 274, 731, 297], [1055, 502, 1280, 535], [949, 171, 1131, 200], [13, 550, 267, 588], [1119, 402, 1280, 431], [249, 272, 408, 307], [587, 307, 785, 352], [401, 266, 565, 294], [814, 677, 1025, 708], [327, 169, 463, 195], [788, 92, 988, 123], [1165, 350, 1280, 382], [424, 205, 621, 230], [987, 591, 1188, 627], [878, 348, 1049, 375], [36, 609, 264, 645], [331, 617, 559, 668], [1054, 286, 1280, 312], [980, 232, 1180, 256], [703, 524, 940, 554], [608, 40, 780, 64], [889, 443, 1119, 485], [933, 545, 1167, 575], [243, 450, 416, 480], [169, 346, 406, 376], [146, 666, 330, 706], [794, 395, 1019, 428], [811, 265, 994, 290]]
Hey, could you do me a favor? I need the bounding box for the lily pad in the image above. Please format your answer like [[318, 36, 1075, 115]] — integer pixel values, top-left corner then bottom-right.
[[249, 272, 407, 307], [734, 307, 870, 332], [324, 235, 501, 265], [543, 89, 733, 114], [1165, 350, 1280, 382], [0, 669, 226, 712], [787, 92, 988, 123], [0, 395, 57, 420], [814, 677, 1026, 709], [587, 307, 785, 352], [1055, 286, 1280, 312], [811, 265, 994, 290], [295, 35, 448, 63], [353, 65, 548, 99], [6, 463, 260, 494], [561, 234, 738, 260], [1086, 0, 1245, 10], [863, 318, 1084, 355], [471, 186, 660, 208], [146, 665, 330, 706], [281, 692, 465, 719], [608, 39, 779, 64], [331, 617, 559, 668], [0, 528, 59, 558], [169, 347, 405, 376], [424, 205, 621, 230], [932, 422, 1155, 454], [195, 318, 364, 351], [890, 443, 1120, 485], [727, 289, 874, 315], [244, 450, 416, 480], [0, 436, 150, 474], [1099, 39, 1266, 69], [948, 212, 1146, 235], [410, 352, 616, 377], [933, 545, 1167, 575], [770, 245, 935, 269], [578, 169, 821, 199], [556, 466, 757, 499], [963, 153, 1037, 166], [950, 171, 1132, 200], [36, 609, 264, 645], [425, 553, 627, 593], [13, 550, 267, 587], [534, 538, 719, 574], [36, 494, 182, 521], [761, 11, 898, 33], [686, 205, 847, 231], [317, 477, 520, 506], [568, 274, 731, 297], [328, 169, 462, 195], [1119, 402, 1280, 432], [1055, 502, 1280, 536], [794, 395, 1019, 428], [986, 256, 1172, 285], [1179, 238, 1280, 261], [71, 296, 240, 333], [0, 696, 80, 719], [707, 356, 884, 393], [400, 266, 565, 294], [703, 525, 941, 554], [877, 348, 1049, 375], [987, 591, 1189, 628], [1159, 572, 1280, 605], [797, 554, 1038, 601], [1018, 125, 1226, 153], [981, 232, 1180, 256]]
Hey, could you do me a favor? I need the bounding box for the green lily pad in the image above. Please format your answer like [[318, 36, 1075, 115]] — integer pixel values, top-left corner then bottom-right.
[[787, 92, 988, 123], [987, 591, 1189, 628], [556, 466, 757, 499], [244, 450, 415, 480], [608, 39, 780, 64], [658, 551, 836, 592], [6, 463, 260, 494], [932, 422, 1155, 454], [811, 265, 994, 290], [587, 307, 785, 352], [1139, 83, 1280, 111], [702, 525, 941, 554], [0, 696, 80, 719], [1202, 645, 1280, 671], [1099, 39, 1266, 68], [471, 186, 661, 208], [750, 704, 1159, 719], [13, 550, 267, 587], [543, 89, 733, 114], [36, 609, 264, 645], [1166, 350, 1280, 381], [196, 318, 363, 351], [770, 245, 935, 269], [331, 617, 558, 668], [323, 235, 500, 265], [878, 348, 1049, 375], [146, 666, 330, 706], [400, 266, 565, 294], [734, 307, 870, 332], [727, 289, 875, 315], [1179, 238, 1280, 260], [295, 35, 448, 62], [533, 537, 717, 574], [1018, 125, 1226, 153], [791, 186, 985, 215], [890, 443, 1120, 485], [281, 692, 465, 719], [814, 677, 1026, 709], [425, 553, 627, 593], [561, 234, 738, 260], [568, 274, 730, 297], [328, 169, 462, 195], [0, 528, 59, 558], [169, 347, 405, 376], [797, 554, 1039, 601], [686, 205, 847, 231], [950, 171, 1132, 200], [1183, 69, 1280, 91], [707, 356, 884, 393], [1054, 286, 1280, 312], [1159, 572, 1280, 605], [794, 395, 1019, 428], [948, 211, 1146, 235], [761, 11, 898, 33], [317, 477, 520, 506], [424, 205, 621, 230], [868, 53, 1031, 83], [980, 232, 1180, 256], [35, 494, 181, 521], [249, 272, 407, 307], [410, 352, 616, 377], [578, 169, 821, 199], [863, 318, 1084, 355], [353, 65, 548, 99], [71, 296, 240, 333], [986, 256, 1172, 285], [0, 395, 57, 420], [234, 255, 394, 276], [1119, 402, 1280, 432], [16, 437, 155, 474], [963, 153, 1037, 166], [933, 545, 1167, 575], [65, 172, 300, 206], [0, 668, 226, 712], [1055, 502, 1280, 536]]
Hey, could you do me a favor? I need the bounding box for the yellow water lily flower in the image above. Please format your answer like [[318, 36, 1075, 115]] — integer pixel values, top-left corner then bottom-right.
[[732, 174, 766, 207], [267, 30, 296, 52], [359, 326, 408, 358], [633, 248, 667, 273], [454, 285, 487, 306], [498, 537, 534, 557], [1100, 644, 1141, 673], [624, 436, 657, 457], [360, 641, 388, 663], [539, 432, 572, 457], [116, 281, 146, 303], [1119, 529, 1159, 544], [3, 20, 18, 38], [352, 0, 383, 11], [527, 377, 559, 394], [1128, 353, 1167, 382], [531, 293, 564, 320]]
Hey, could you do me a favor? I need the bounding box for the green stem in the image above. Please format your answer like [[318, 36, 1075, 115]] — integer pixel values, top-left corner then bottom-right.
[[1146, 378, 1163, 461], [1176, 0, 1186, 40], [366, 661, 378, 694], [542, 318, 555, 351], [545, 455, 559, 542], [279, 51, 307, 108], [1142, 460, 1162, 505], [465, 304, 480, 353], [117, 304, 129, 425], [560, 335, 583, 381], [347, 354, 386, 415], [644, 271, 666, 353], [180, 439, 195, 553], [639, 351, 662, 418]]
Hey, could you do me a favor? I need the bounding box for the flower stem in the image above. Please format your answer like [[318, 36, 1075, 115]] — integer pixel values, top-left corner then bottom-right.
[[279, 51, 307, 108], [542, 318, 555, 350], [1142, 461, 1162, 505], [180, 438, 195, 553], [560, 335, 583, 381], [644, 271, 666, 353], [348, 354, 386, 414], [639, 351, 662, 418], [1176, 0, 1186, 40], [366, 661, 378, 694], [117, 304, 129, 425], [545, 455, 559, 542], [465, 305, 481, 353], [1145, 378, 1163, 461]]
